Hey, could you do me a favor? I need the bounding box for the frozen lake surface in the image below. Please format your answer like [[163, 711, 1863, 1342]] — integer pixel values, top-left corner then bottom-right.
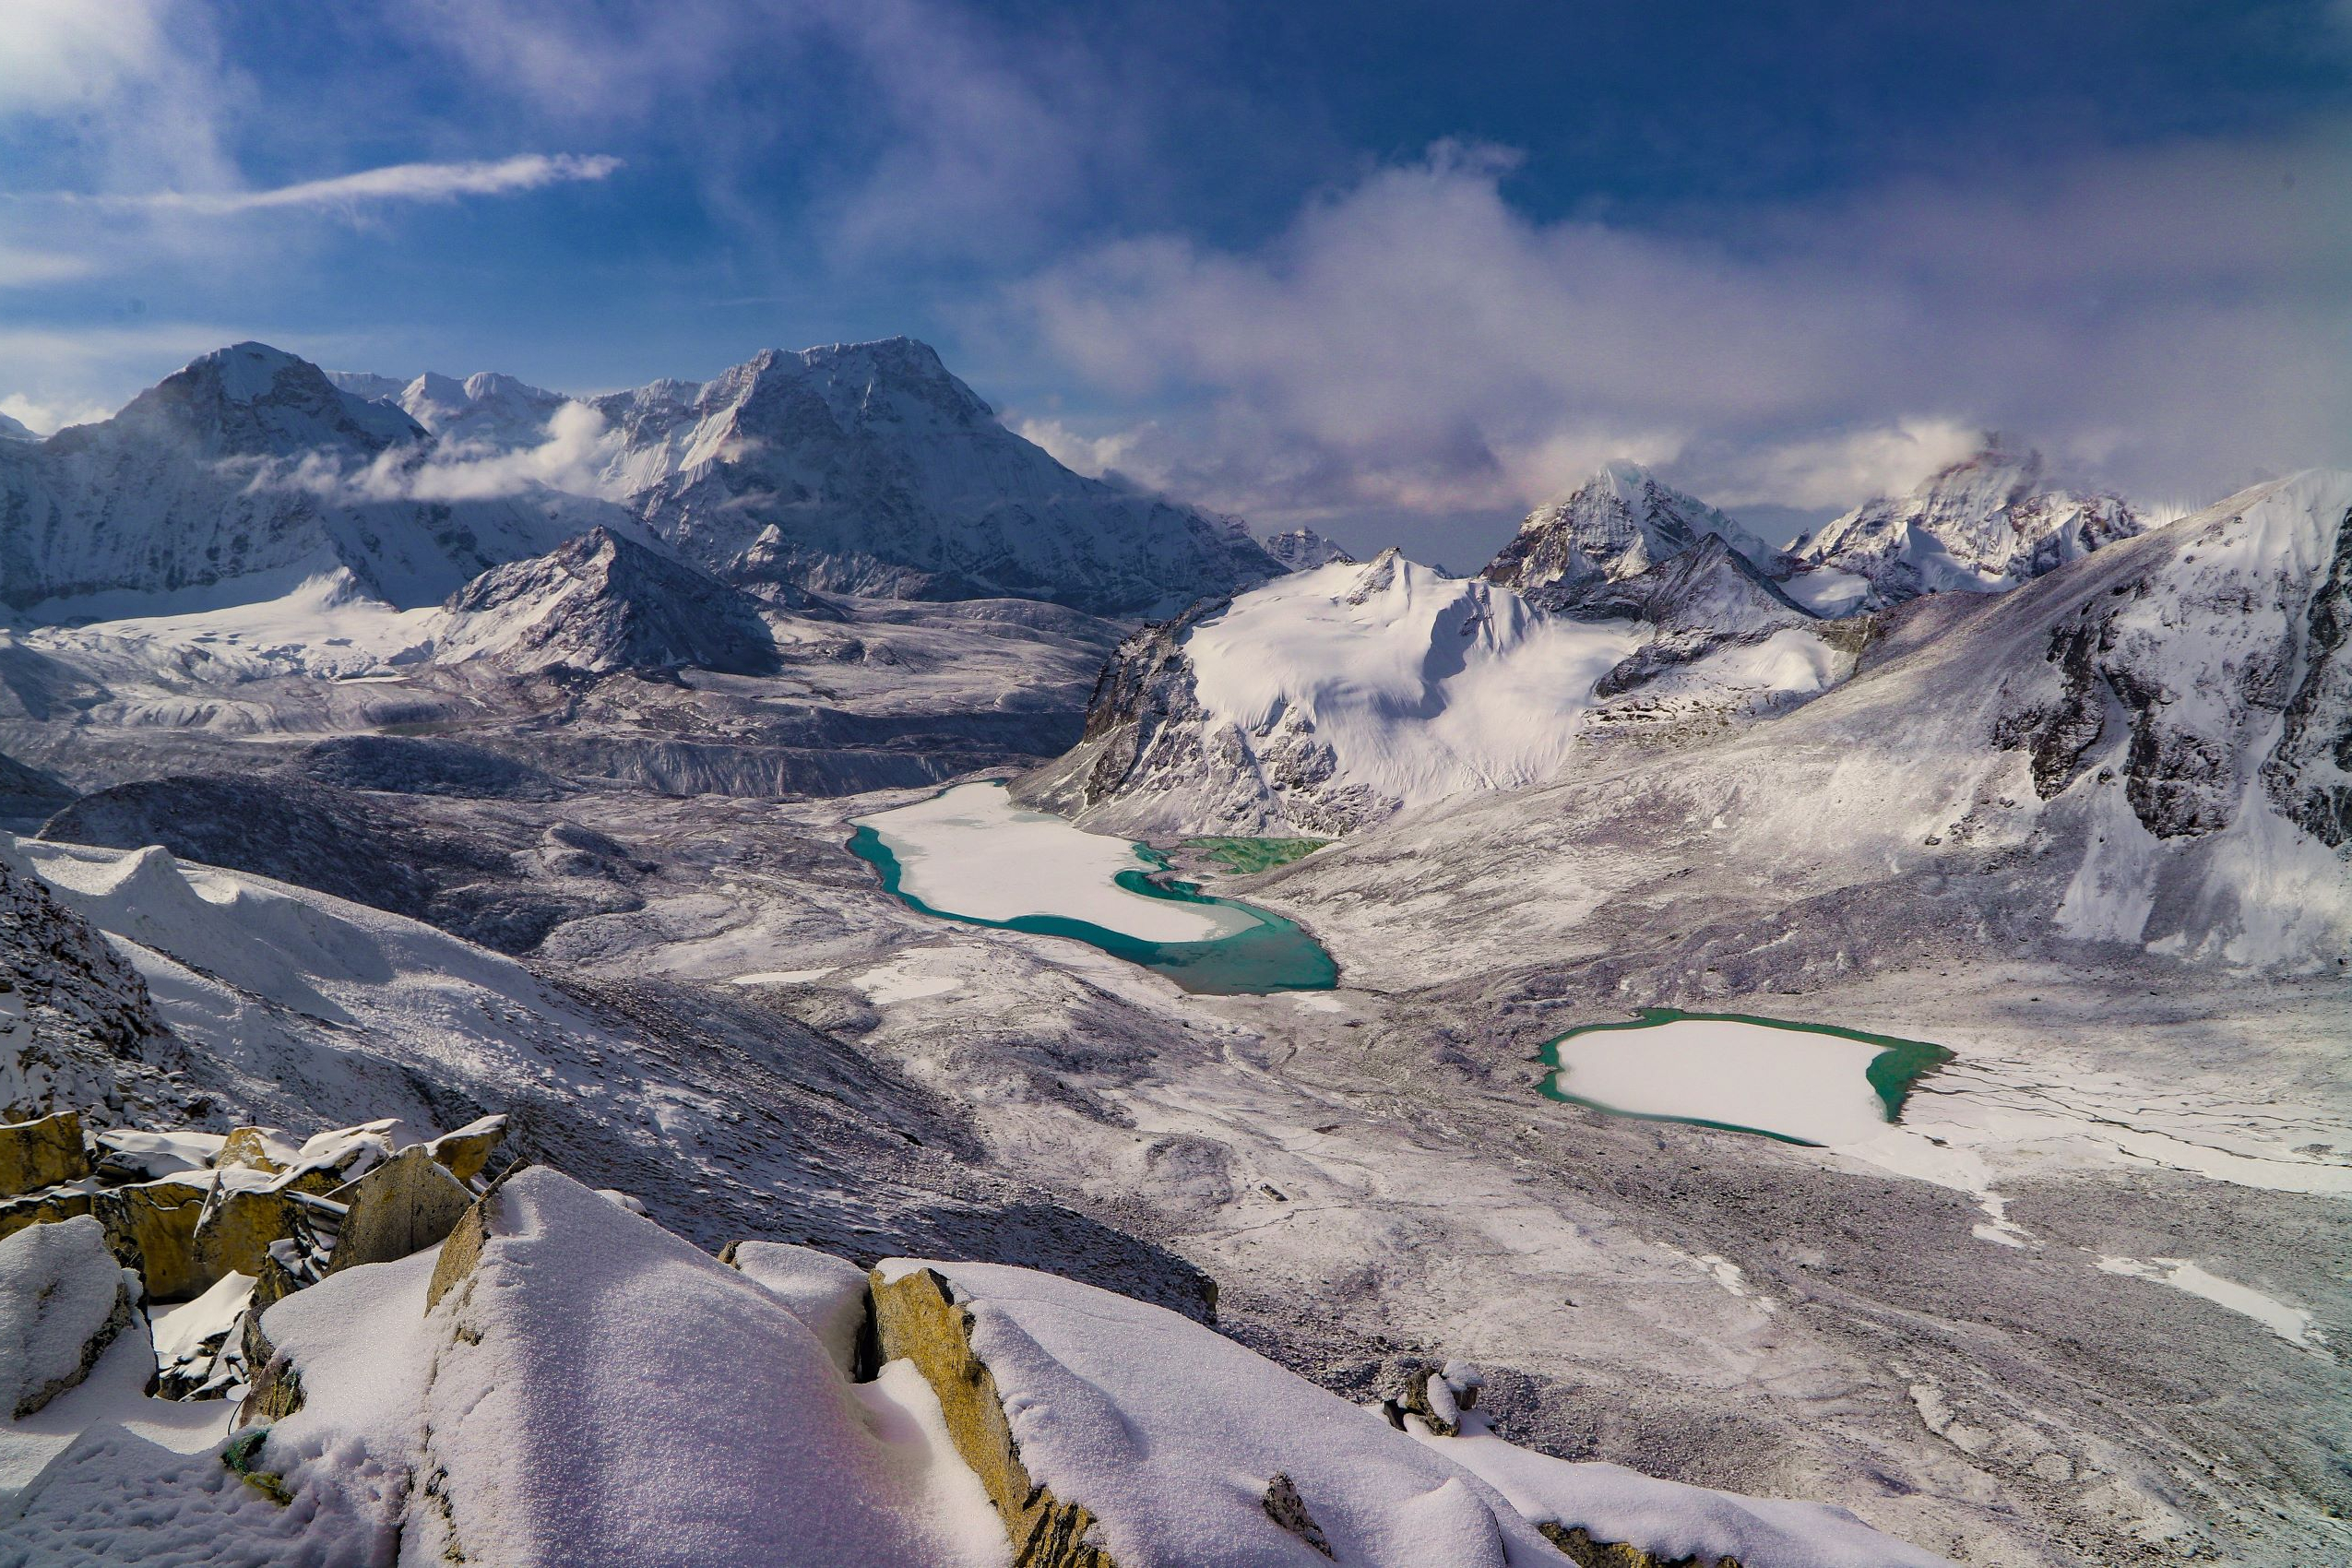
[[850, 782, 1336, 994], [1539, 1010, 1951, 1146]]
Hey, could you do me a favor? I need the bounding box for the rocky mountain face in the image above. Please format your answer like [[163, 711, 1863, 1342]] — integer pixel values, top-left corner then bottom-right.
[[588, 338, 1283, 616], [1781, 445, 2144, 612], [1019, 547, 1849, 837], [1265, 469, 2352, 979], [432, 526, 780, 676], [1262, 526, 1356, 571], [1484, 460, 1771, 594], [0, 344, 587, 611]]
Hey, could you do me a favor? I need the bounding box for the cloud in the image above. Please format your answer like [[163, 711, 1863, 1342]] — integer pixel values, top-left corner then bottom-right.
[[84, 153, 623, 216], [1013, 129, 2352, 520], [260, 400, 619, 505], [0, 244, 94, 289], [0, 392, 113, 436]]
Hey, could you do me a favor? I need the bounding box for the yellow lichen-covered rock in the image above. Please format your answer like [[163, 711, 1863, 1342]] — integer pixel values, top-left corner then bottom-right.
[[327, 1146, 476, 1275], [0, 1186, 94, 1246], [424, 1115, 506, 1184], [216, 1126, 290, 1175], [1538, 1522, 1743, 1568], [0, 1110, 89, 1200], [872, 1264, 1117, 1568], [93, 1177, 210, 1301], [423, 1175, 503, 1313], [193, 1182, 327, 1287]]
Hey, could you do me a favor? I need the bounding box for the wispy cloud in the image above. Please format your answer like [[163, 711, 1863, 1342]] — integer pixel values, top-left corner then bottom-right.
[[57, 153, 622, 216]]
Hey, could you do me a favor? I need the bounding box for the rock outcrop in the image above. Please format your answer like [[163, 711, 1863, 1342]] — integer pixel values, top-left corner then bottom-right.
[[1, 1213, 141, 1417]]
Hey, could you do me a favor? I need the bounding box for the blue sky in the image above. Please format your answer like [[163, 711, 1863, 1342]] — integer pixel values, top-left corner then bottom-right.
[[3, 0, 2348, 561]]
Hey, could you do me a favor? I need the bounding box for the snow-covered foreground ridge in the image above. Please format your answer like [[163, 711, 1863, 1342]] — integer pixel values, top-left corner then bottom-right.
[[0, 1115, 1954, 1568]]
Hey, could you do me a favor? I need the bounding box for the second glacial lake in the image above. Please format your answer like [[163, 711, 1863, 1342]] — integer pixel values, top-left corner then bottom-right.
[[849, 783, 1337, 996], [1538, 1010, 1953, 1146]]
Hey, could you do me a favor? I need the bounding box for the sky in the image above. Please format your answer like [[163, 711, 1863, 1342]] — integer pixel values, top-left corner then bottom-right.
[[2, 0, 2348, 564]]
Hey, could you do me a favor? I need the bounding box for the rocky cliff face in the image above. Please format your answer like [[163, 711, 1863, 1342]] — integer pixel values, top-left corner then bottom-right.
[[1782, 445, 2144, 612], [589, 339, 1282, 616], [1484, 461, 1771, 593], [1020, 549, 1847, 837]]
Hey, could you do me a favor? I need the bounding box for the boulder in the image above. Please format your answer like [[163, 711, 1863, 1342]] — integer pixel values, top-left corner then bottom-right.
[[92, 1177, 209, 1301], [871, 1264, 1115, 1568], [216, 1125, 292, 1174], [423, 1113, 506, 1183], [193, 1178, 330, 1287], [0, 1185, 93, 1245], [0, 1109, 89, 1198], [1, 1213, 141, 1417], [327, 1146, 476, 1274]]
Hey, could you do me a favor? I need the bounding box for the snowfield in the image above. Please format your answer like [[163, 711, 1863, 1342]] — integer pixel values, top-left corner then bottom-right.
[[1186, 555, 1645, 813]]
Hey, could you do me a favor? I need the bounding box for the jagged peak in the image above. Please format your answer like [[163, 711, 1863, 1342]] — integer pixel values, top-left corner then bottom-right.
[[176, 341, 319, 404]]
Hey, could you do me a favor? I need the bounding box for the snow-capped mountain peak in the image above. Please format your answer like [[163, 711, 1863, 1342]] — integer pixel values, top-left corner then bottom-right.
[[585, 337, 1281, 615], [1781, 441, 2144, 612], [1484, 460, 1771, 593], [100, 340, 423, 459], [394, 369, 571, 450]]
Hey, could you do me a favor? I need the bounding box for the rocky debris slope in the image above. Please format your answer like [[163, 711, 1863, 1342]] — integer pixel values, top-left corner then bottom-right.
[[0, 844, 171, 1122], [1780, 444, 2144, 613], [1484, 461, 1772, 594], [0, 343, 596, 611], [3, 1158, 1955, 1566], [431, 526, 782, 676], [1021, 550, 1848, 837], [589, 338, 1282, 615], [39, 778, 645, 956]]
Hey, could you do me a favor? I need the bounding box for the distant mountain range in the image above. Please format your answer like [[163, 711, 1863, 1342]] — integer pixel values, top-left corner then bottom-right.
[[4, 338, 1279, 623]]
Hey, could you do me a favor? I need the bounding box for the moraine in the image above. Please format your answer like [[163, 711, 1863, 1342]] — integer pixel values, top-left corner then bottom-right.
[[849, 782, 1336, 994], [1538, 1010, 1952, 1146]]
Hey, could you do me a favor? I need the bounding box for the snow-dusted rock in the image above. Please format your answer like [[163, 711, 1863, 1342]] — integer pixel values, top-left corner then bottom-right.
[[1, 1214, 141, 1418], [385, 1166, 1004, 1567], [1262, 527, 1356, 572], [0, 1109, 88, 1199], [1781, 443, 2144, 612], [592, 338, 1281, 616], [725, 1239, 873, 1375], [432, 525, 782, 675], [1484, 460, 1771, 594], [0, 841, 164, 1123], [874, 1258, 1953, 1568]]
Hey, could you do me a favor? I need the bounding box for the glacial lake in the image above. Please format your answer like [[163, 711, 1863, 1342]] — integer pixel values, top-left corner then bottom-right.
[[849, 782, 1337, 995], [1537, 1010, 1952, 1146]]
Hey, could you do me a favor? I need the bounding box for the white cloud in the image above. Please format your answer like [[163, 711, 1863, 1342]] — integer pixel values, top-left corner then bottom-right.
[[93, 153, 623, 216], [0, 392, 113, 435], [1015, 129, 2352, 519], [260, 401, 619, 505], [1712, 420, 1989, 512]]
